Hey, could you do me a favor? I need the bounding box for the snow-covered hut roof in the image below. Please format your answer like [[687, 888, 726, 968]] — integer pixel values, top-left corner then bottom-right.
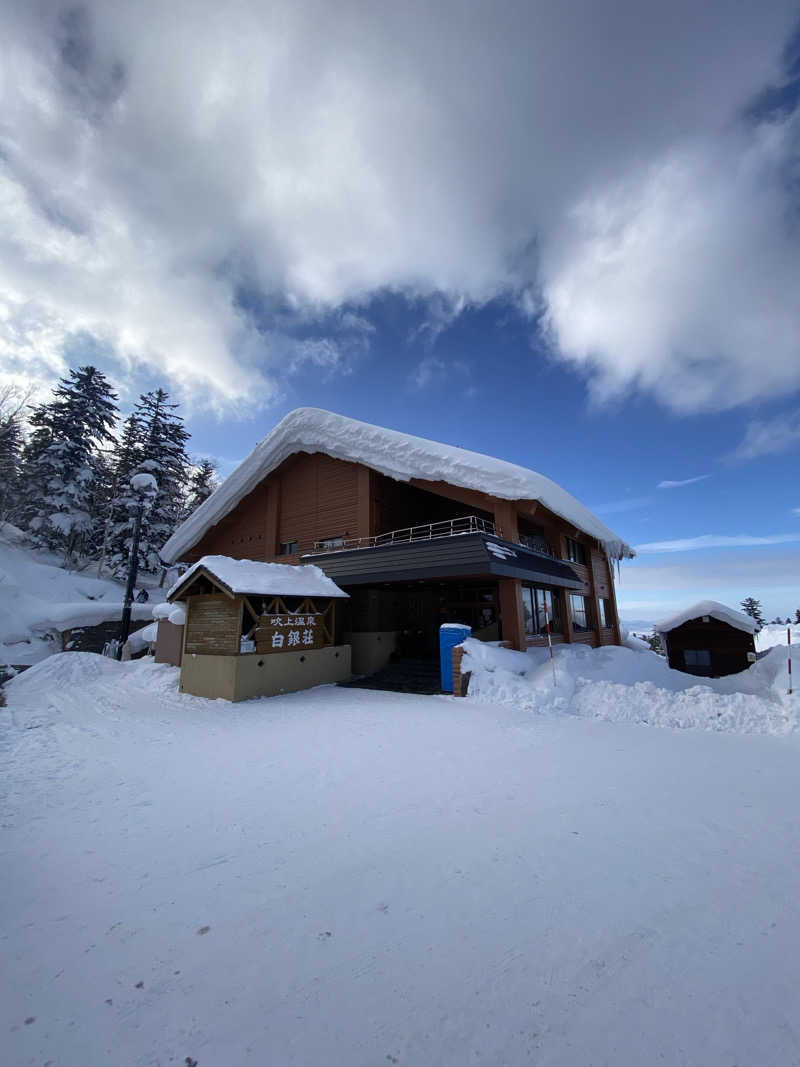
[[655, 600, 758, 636], [161, 408, 633, 562], [167, 555, 349, 602]]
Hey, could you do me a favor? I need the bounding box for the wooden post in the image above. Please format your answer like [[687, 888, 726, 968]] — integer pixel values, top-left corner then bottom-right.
[[356, 466, 372, 541], [498, 578, 526, 651], [265, 479, 280, 561], [492, 500, 519, 543]]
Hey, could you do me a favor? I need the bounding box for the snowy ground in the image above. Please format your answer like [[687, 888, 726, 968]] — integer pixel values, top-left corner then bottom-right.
[[4, 654, 800, 1066]]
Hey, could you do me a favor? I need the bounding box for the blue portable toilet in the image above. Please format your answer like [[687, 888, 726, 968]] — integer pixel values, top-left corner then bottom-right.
[[440, 623, 471, 692]]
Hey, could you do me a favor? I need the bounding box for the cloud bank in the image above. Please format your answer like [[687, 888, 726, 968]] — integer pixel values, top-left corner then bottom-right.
[[0, 1, 798, 412]]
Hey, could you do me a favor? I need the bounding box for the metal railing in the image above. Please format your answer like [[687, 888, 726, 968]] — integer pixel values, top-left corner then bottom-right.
[[308, 514, 500, 554]]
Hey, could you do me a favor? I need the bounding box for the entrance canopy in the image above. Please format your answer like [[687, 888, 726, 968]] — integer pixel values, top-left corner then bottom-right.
[[303, 533, 584, 588]]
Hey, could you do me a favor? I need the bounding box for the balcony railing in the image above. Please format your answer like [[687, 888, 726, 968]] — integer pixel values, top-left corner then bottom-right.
[[308, 514, 500, 554]]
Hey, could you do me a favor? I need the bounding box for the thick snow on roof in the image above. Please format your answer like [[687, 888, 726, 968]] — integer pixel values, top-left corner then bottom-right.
[[161, 409, 632, 563], [167, 555, 348, 600], [655, 600, 758, 635]]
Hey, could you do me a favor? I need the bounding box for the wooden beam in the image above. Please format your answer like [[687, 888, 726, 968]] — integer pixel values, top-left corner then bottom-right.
[[492, 500, 519, 543], [408, 478, 494, 515]]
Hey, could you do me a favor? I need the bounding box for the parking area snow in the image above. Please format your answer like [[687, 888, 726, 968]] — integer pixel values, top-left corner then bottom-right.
[[461, 638, 797, 735], [4, 653, 800, 1065]]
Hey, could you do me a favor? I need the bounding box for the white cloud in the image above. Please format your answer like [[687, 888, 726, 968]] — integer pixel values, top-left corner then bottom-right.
[[731, 409, 800, 460], [0, 1, 798, 412], [635, 533, 800, 553], [657, 475, 710, 489]]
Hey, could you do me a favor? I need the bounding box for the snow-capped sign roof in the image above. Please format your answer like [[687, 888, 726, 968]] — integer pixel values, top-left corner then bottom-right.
[[161, 408, 633, 562], [655, 601, 758, 635], [167, 555, 348, 601]]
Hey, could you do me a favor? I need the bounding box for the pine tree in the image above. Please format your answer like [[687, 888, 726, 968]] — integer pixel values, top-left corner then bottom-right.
[[0, 410, 23, 523], [795, 608, 800, 625], [21, 366, 118, 563], [740, 597, 765, 630], [109, 389, 191, 577], [186, 458, 218, 513]]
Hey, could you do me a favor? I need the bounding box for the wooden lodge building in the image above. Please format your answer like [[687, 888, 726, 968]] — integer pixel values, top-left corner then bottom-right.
[[161, 409, 633, 677]]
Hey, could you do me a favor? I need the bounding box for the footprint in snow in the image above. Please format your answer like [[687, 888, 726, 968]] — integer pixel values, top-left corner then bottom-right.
[[196, 925, 210, 935]]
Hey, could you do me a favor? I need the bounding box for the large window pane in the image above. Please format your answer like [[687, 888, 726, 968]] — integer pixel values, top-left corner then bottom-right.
[[522, 586, 535, 635], [570, 594, 592, 632]]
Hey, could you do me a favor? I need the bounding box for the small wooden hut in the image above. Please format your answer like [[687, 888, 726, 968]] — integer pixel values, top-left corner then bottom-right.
[[656, 600, 758, 678], [165, 555, 350, 700]]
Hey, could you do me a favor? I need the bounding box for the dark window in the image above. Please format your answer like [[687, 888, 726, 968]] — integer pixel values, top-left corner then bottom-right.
[[684, 649, 711, 667], [570, 594, 592, 632], [599, 598, 613, 629], [279, 541, 298, 555], [564, 537, 586, 565], [320, 536, 345, 549], [523, 585, 562, 636]]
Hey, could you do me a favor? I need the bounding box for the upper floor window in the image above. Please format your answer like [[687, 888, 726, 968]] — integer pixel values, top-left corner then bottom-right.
[[320, 536, 345, 549], [564, 537, 586, 565], [569, 594, 592, 632], [279, 541, 298, 555]]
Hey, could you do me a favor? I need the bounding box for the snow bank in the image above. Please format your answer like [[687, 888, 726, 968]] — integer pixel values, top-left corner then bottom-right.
[[168, 554, 349, 600], [153, 600, 187, 624], [161, 408, 633, 563], [655, 599, 757, 635], [757, 623, 799, 652], [460, 638, 797, 735]]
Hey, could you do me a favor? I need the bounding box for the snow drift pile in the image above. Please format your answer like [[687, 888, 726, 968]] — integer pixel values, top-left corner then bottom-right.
[[460, 637, 796, 735]]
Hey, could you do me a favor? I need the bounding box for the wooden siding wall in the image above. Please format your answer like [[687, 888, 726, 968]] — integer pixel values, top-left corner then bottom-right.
[[665, 620, 755, 677], [184, 595, 241, 655], [186, 453, 362, 563]]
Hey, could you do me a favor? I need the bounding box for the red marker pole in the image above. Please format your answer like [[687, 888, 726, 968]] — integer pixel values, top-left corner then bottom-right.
[[543, 597, 556, 687], [789, 626, 793, 696]]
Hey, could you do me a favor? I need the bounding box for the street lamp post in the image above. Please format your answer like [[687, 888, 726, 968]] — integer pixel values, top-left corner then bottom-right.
[[116, 473, 158, 660]]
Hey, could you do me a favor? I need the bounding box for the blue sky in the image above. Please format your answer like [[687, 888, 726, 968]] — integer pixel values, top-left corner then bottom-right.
[[2, 1, 800, 622]]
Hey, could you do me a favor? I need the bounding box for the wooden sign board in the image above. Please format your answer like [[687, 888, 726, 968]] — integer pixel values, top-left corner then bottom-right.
[[255, 612, 325, 654]]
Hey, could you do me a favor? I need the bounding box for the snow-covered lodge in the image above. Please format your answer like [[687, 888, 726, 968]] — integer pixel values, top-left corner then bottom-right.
[[161, 409, 633, 678]]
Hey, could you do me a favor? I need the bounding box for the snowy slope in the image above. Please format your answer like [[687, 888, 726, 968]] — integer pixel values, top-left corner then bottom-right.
[[4, 656, 800, 1066], [161, 408, 633, 562], [0, 533, 151, 664]]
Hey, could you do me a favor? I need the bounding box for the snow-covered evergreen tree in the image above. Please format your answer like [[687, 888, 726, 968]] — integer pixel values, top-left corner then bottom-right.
[[0, 410, 23, 523], [186, 457, 218, 513], [740, 597, 765, 630], [795, 608, 800, 625], [20, 366, 118, 563], [109, 389, 191, 576]]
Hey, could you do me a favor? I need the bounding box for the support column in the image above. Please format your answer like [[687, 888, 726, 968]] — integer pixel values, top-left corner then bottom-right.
[[498, 577, 526, 651], [356, 466, 372, 540], [493, 500, 519, 543]]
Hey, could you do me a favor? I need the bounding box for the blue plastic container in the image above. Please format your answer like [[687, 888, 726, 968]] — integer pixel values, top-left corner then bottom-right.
[[440, 623, 472, 692]]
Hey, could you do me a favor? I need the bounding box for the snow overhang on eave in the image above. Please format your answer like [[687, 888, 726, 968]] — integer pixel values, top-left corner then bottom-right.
[[161, 408, 634, 564]]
